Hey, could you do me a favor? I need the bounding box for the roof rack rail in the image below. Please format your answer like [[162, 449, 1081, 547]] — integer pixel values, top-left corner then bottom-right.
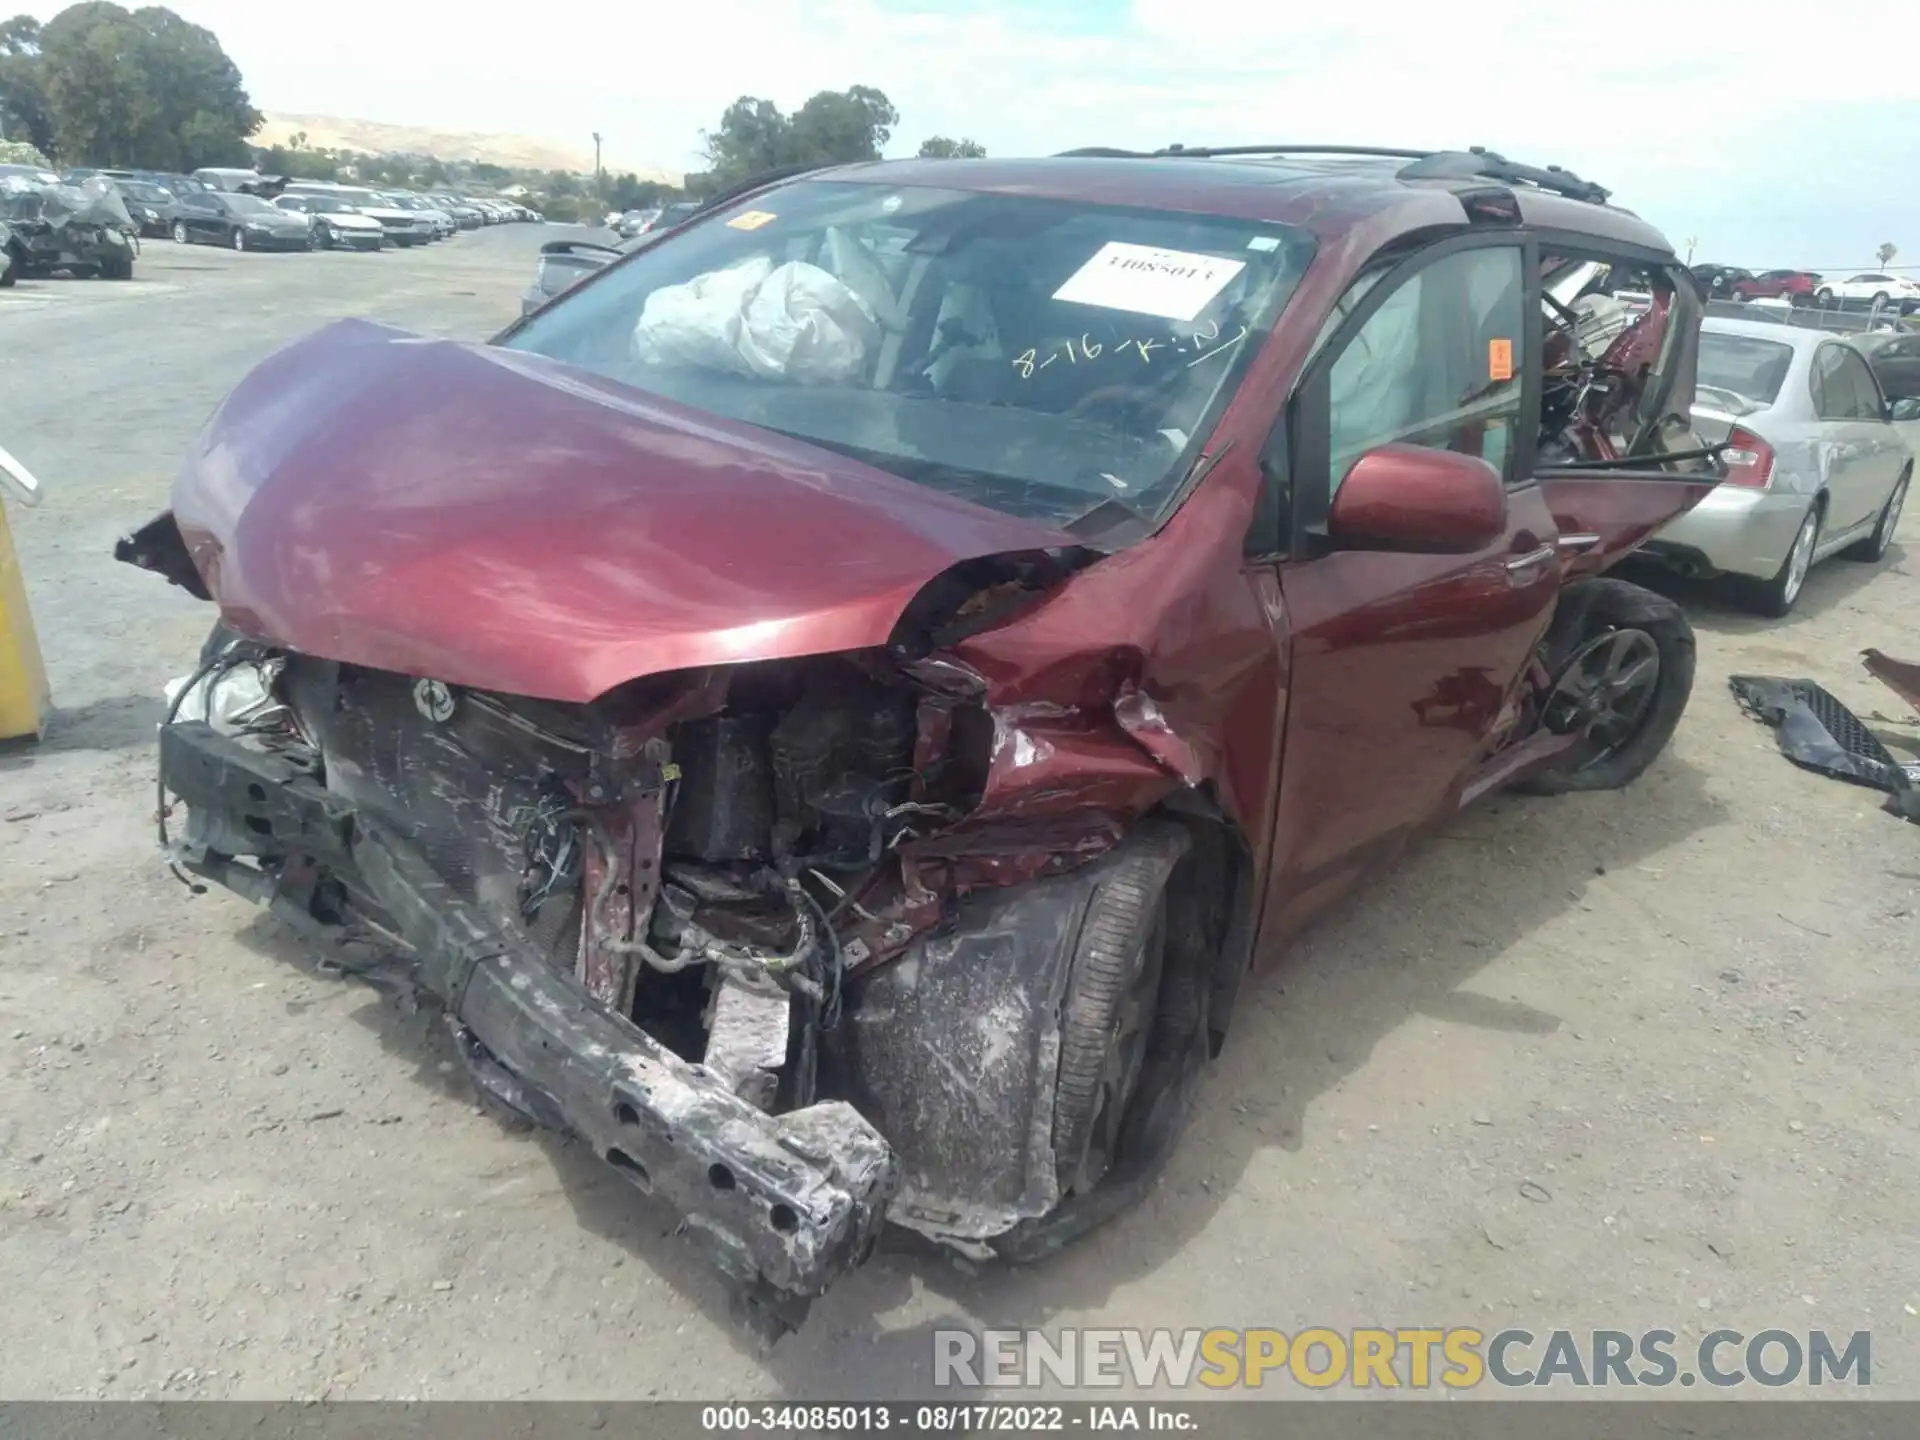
[[1049, 143, 1610, 205], [1396, 147, 1610, 205]]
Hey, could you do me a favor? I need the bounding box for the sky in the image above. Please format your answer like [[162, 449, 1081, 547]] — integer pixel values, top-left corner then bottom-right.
[[32, 0, 1920, 268]]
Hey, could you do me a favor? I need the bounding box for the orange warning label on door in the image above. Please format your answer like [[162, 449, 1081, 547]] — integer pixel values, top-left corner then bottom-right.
[[1488, 338, 1514, 382]]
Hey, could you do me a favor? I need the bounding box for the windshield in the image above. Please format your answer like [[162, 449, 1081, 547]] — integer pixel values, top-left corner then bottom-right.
[[123, 182, 170, 202], [1697, 332, 1794, 407], [227, 194, 278, 215], [503, 180, 1315, 528], [327, 188, 380, 206]]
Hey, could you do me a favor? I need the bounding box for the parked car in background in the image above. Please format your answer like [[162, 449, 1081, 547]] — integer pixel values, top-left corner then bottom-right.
[[283, 184, 434, 247], [116, 178, 182, 238], [383, 193, 454, 239], [0, 218, 12, 286], [191, 167, 290, 198], [1731, 269, 1820, 305], [171, 191, 313, 251], [613, 207, 662, 239], [0, 174, 136, 278], [520, 234, 634, 313], [1854, 330, 1920, 402], [1643, 317, 1910, 615], [1690, 263, 1752, 299], [122, 145, 1733, 1341], [0, 161, 61, 187], [429, 195, 485, 229], [1814, 273, 1920, 313], [518, 196, 725, 312], [274, 193, 384, 251]]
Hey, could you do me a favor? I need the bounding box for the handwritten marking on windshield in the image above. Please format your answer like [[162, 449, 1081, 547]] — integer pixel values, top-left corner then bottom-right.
[[1010, 322, 1249, 380]]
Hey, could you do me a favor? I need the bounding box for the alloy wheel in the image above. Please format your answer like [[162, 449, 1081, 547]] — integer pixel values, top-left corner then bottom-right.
[[172, 220, 188, 244], [1877, 479, 1908, 552], [231, 228, 245, 251], [1784, 509, 1818, 605], [1544, 628, 1663, 767]]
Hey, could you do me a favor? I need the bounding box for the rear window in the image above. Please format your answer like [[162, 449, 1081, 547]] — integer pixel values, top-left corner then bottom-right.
[[502, 180, 1315, 529], [1697, 332, 1794, 407]]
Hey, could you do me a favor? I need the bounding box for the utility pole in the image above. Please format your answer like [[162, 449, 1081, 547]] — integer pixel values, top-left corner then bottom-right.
[[1684, 235, 1697, 266], [592, 131, 603, 187]]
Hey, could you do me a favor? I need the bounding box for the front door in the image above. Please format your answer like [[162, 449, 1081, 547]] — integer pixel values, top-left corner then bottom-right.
[[1260, 238, 1563, 936], [183, 195, 219, 240]]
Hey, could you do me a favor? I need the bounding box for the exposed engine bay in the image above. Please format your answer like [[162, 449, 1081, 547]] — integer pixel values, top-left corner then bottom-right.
[[153, 575, 1230, 1341]]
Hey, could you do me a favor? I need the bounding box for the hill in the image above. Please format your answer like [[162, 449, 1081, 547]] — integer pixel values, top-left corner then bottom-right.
[[255, 112, 681, 184]]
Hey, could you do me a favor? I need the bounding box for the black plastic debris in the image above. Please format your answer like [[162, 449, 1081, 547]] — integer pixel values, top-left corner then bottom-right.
[[1729, 675, 1919, 824]]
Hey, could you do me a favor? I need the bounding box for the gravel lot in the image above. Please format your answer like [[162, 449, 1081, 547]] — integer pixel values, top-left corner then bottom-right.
[[1, 228, 1917, 1402]]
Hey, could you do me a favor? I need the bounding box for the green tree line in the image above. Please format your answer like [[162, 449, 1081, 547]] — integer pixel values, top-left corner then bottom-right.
[[690, 85, 983, 194], [0, 2, 259, 169]]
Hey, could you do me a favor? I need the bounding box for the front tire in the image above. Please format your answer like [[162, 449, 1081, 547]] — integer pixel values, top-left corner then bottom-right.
[[172, 220, 189, 245], [1742, 501, 1821, 617], [1050, 851, 1170, 1199], [1517, 578, 1695, 795], [1816, 286, 1834, 306], [313, 223, 332, 250], [231, 227, 246, 252], [1844, 470, 1908, 563]]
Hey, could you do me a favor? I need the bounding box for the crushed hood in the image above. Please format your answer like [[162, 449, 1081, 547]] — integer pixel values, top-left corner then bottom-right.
[[168, 319, 1071, 701]]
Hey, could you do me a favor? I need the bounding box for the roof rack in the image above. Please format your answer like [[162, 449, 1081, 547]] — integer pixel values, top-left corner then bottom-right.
[[1050, 143, 1611, 205]]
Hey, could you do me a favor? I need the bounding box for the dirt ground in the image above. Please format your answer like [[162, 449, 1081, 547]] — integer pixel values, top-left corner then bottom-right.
[[1, 230, 1916, 1402]]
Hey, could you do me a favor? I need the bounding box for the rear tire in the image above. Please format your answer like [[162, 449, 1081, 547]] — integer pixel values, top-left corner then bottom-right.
[[1843, 469, 1908, 562], [1516, 578, 1695, 795], [1816, 286, 1834, 306], [1741, 501, 1821, 617]]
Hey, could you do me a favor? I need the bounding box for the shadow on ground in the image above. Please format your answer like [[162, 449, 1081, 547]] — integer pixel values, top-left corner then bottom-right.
[[1621, 538, 1909, 638], [0, 693, 164, 774]]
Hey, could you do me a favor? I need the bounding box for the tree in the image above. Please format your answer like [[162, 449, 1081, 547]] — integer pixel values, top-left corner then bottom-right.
[[0, 15, 57, 159], [917, 136, 985, 159], [699, 85, 899, 185], [606, 172, 671, 211], [25, 2, 259, 168], [1877, 242, 1898, 268], [252, 141, 336, 181]]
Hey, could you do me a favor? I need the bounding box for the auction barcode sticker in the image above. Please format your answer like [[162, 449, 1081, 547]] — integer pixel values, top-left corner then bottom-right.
[[1052, 241, 1246, 322]]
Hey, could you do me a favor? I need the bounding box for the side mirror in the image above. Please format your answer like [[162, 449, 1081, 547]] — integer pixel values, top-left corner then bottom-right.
[[1890, 397, 1920, 422], [1326, 444, 1508, 553]]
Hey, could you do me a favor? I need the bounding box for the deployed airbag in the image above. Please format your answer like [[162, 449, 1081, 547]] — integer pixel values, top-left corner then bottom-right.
[[634, 255, 882, 384]]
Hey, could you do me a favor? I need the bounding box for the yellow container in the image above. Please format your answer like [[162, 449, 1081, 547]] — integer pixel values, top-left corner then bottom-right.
[[0, 445, 49, 743]]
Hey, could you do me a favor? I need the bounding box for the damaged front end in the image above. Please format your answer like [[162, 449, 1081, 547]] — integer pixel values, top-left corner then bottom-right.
[[133, 522, 1219, 1338]]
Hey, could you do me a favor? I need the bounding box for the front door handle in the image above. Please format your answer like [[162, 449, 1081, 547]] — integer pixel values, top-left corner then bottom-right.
[[1505, 542, 1556, 575]]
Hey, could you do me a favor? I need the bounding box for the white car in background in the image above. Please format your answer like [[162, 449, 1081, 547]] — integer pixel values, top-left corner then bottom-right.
[[283, 183, 435, 247], [273, 193, 385, 251], [1813, 272, 1920, 313]]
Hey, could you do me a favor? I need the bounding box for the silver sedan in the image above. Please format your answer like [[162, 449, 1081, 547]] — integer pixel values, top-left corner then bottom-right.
[[1643, 317, 1911, 616]]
